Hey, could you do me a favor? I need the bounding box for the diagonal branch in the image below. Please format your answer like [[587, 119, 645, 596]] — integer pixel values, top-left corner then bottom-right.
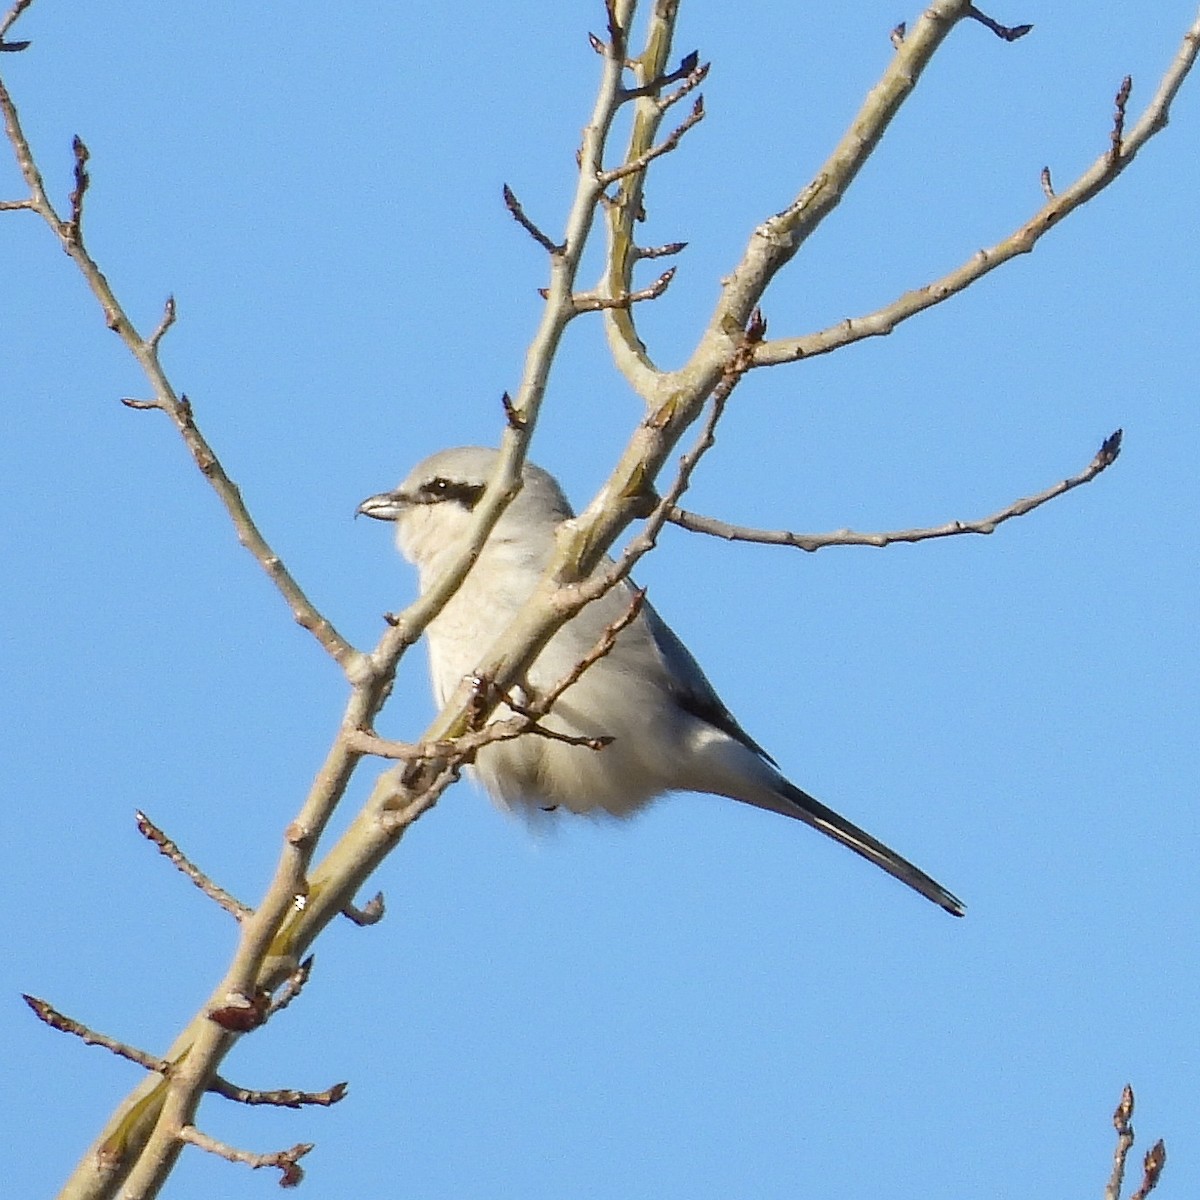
[[668, 430, 1122, 552], [23, 994, 166, 1074], [135, 810, 250, 920], [0, 66, 355, 668], [596, 96, 704, 184], [752, 20, 1200, 367], [176, 1126, 312, 1188], [636, 0, 984, 402]]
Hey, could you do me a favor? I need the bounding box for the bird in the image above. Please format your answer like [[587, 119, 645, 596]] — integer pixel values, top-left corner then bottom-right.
[[358, 446, 964, 917]]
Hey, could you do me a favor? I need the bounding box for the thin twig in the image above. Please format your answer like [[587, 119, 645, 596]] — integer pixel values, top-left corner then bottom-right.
[[572, 266, 676, 311], [597, 96, 704, 184], [752, 17, 1200, 368], [0, 70, 356, 667], [635, 239, 687, 260], [209, 1077, 349, 1109], [619, 49, 701, 99], [135, 810, 251, 920], [341, 891, 386, 926], [1110, 74, 1133, 167], [1107, 1084, 1137, 1200], [669, 430, 1122, 552], [176, 1126, 313, 1188], [267, 955, 313, 1017], [538, 587, 647, 714], [22, 994, 167, 1073], [0, 0, 32, 49], [966, 5, 1034, 41], [502, 182, 563, 254], [497, 690, 616, 751], [653, 60, 709, 114], [148, 294, 177, 350], [1132, 1140, 1167, 1200], [65, 133, 88, 243]]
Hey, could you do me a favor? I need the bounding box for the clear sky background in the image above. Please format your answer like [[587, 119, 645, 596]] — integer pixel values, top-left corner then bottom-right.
[[4, 3, 1198, 1197]]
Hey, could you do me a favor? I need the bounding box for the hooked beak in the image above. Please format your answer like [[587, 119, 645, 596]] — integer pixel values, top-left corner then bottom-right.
[[356, 489, 409, 521]]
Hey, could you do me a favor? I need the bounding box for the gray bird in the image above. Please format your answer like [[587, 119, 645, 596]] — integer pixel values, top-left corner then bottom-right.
[[359, 446, 963, 916]]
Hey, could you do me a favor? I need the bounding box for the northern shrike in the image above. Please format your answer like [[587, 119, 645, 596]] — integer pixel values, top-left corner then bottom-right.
[[359, 446, 963, 916]]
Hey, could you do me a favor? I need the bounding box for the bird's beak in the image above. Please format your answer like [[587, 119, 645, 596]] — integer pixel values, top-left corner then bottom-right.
[[356, 490, 409, 521]]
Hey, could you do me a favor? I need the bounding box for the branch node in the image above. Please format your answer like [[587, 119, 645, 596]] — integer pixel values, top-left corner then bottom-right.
[[208, 990, 271, 1032]]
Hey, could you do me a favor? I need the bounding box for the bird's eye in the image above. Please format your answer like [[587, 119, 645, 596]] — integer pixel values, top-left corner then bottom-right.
[[419, 477, 486, 509]]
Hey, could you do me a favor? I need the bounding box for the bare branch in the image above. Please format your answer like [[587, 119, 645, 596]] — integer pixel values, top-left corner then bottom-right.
[[966, 6, 1033, 41], [22, 994, 166, 1074], [669, 430, 1122, 552], [210, 1077, 349, 1109], [176, 1126, 313, 1188], [502, 182, 563, 254], [135, 810, 250, 921], [537, 587, 647, 715], [752, 17, 1200, 368]]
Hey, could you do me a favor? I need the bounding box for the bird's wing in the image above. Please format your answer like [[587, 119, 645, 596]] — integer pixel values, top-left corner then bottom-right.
[[639, 600, 778, 767]]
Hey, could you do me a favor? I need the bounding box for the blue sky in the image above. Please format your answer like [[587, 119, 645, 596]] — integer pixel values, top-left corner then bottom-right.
[[4, 2, 1198, 1196]]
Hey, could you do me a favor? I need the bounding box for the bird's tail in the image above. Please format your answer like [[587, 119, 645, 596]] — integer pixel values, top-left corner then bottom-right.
[[751, 777, 965, 917]]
